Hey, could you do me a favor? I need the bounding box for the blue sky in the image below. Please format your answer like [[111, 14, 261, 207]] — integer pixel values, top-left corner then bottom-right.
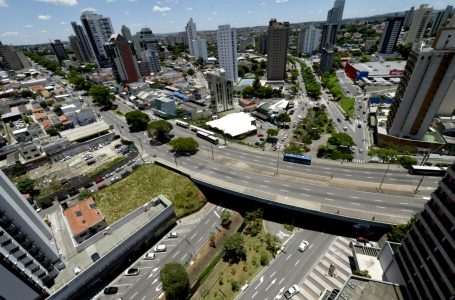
[[0, 0, 452, 45]]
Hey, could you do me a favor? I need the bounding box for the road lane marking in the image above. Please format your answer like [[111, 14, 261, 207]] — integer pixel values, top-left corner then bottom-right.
[[245, 175, 252, 179], [225, 176, 232, 180], [294, 259, 301, 266], [367, 176, 374, 179], [197, 236, 203, 243], [301, 193, 310, 197], [400, 202, 408, 205], [374, 199, 383, 202], [301, 188, 310, 191], [345, 174, 353, 177], [264, 180, 270, 183], [282, 184, 290, 187], [278, 277, 285, 285], [323, 171, 331, 174], [214, 210, 220, 218], [205, 218, 211, 225], [363, 171, 371, 174], [255, 276, 264, 289], [265, 279, 276, 291], [190, 233, 197, 240], [286, 254, 292, 261], [401, 209, 414, 213], [130, 291, 138, 299], [323, 167, 330, 170], [270, 271, 276, 278], [242, 180, 249, 184], [140, 296, 146, 300], [213, 167, 219, 170], [252, 291, 258, 298], [351, 202, 360, 205], [376, 206, 385, 209], [326, 192, 334, 195], [324, 198, 335, 202], [279, 189, 287, 192], [260, 185, 268, 188], [350, 196, 359, 199], [172, 250, 180, 258]]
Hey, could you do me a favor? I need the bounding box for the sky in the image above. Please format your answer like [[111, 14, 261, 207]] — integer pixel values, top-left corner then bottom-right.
[[0, 0, 452, 45]]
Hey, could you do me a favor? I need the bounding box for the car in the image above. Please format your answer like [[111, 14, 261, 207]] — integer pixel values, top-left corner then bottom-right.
[[359, 148, 364, 153], [356, 236, 369, 243], [73, 266, 81, 275], [357, 116, 360, 119], [358, 124, 361, 128], [91, 252, 100, 262], [298, 240, 309, 252], [104, 173, 112, 179], [124, 268, 140, 276], [284, 284, 300, 299], [153, 244, 167, 252], [95, 177, 103, 184], [169, 231, 178, 238], [103, 287, 118, 295], [343, 126, 348, 131], [144, 252, 156, 260]]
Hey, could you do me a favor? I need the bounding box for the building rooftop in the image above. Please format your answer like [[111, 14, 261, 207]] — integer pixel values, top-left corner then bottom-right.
[[63, 198, 105, 237], [59, 121, 110, 142], [207, 112, 256, 137], [336, 276, 405, 300], [350, 61, 406, 78]]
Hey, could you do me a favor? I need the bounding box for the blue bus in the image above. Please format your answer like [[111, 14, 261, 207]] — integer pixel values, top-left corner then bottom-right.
[[283, 153, 312, 165]]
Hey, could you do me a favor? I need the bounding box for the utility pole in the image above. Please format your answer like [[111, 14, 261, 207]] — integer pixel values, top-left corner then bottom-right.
[[276, 150, 280, 176], [414, 176, 425, 194], [211, 144, 214, 160], [378, 156, 391, 192]]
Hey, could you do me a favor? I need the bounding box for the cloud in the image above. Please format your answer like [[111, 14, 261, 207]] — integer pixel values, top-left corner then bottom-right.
[[153, 5, 170, 13], [212, 11, 218, 15], [106, 0, 116, 2], [25, 24, 34, 28], [38, 15, 52, 20], [247, 10, 252, 13], [186, 7, 193, 11], [36, 0, 78, 6], [41, 30, 48, 33], [60, 21, 67, 25], [275, 0, 288, 3], [260, 1, 266, 4], [0, 0, 7, 7], [81, 7, 96, 12], [1, 32, 19, 37]]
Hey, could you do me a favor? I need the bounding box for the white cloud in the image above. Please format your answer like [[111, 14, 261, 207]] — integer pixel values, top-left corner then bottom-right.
[[81, 7, 96, 12], [106, 0, 116, 2], [186, 7, 193, 11], [38, 15, 52, 20], [60, 21, 67, 25], [153, 5, 170, 13], [260, 1, 266, 5], [0, 0, 7, 7], [36, 0, 78, 6], [275, 0, 288, 3], [25, 24, 34, 28], [41, 30, 48, 33], [212, 11, 218, 15], [1, 32, 19, 37], [127, 0, 136, 2], [247, 10, 252, 13]]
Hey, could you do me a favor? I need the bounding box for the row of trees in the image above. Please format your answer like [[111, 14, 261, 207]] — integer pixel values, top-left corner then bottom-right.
[[242, 78, 281, 99], [25, 51, 64, 76], [368, 147, 418, 167], [300, 63, 321, 99], [317, 132, 356, 161]]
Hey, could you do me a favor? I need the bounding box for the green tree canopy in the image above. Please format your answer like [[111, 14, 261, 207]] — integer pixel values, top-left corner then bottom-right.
[[278, 113, 291, 124], [186, 68, 195, 76], [169, 137, 199, 155], [328, 132, 355, 147], [125, 111, 150, 132], [220, 210, 231, 229], [16, 178, 36, 195], [387, 214, 418, 242], [160, 263, 190, 300], [89, 85, 114, 107], [147, 120, 173, 142], [223, 232, 246, 264], [284, 145, 303, 155], [368, 147, 398, 163], [19, 89, 35, 98], [267, 128, 279, 137]]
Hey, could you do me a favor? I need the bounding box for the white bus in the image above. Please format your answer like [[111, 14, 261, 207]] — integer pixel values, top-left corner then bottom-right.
[[196, 131, 219, 145], [190, 125, 215, 136], [176, 120, 189, 128], [408, 165, 447, 177]]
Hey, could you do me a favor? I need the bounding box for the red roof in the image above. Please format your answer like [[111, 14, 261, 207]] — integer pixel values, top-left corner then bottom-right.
[[64, 198, 105, 237], [42, 119, 53, 129]]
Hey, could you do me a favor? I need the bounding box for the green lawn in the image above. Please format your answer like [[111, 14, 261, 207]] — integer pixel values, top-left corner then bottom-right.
[[340, 97, 355, 118], [92, 164, 206, 224]]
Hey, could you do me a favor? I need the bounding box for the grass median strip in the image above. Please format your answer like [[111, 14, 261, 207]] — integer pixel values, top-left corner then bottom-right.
[[89, 156, 125, 177]]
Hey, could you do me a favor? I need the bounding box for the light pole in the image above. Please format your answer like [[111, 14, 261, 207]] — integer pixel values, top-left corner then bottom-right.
[[211, 144, 214, 160], [276, 148, 280, 176], [378, 156, 391, 192]]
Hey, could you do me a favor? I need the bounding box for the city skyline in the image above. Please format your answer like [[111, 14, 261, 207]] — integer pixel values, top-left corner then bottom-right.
[[0, 0, 453, 45]]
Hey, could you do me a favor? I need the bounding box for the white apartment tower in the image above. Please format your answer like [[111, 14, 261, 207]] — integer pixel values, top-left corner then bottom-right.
[[406, 4, 433, 43], [186, 18, 197, 56], [217, 24, 238, 83], [302, 25, 321, 54], [191, 38, 208, 63]]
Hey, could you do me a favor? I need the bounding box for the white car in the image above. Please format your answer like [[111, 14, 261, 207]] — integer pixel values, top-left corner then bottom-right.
[[153, 244, 167, 252], [169, 232, 178, 238], [144, 252, 156, 260], [298, 240, 309, 252], [284, 284, 300, 299]]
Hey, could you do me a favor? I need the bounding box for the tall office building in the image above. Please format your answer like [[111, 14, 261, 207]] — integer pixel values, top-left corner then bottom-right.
[[191, 38, 208, 63], [207, 69, 234, 113], [133, 27, 161, 74], [390, 163, 455, 299], [327, 0, 345, 29], [430, 5, 453, 36], [50, 39, 68, 61], [256, 32, 268, 55], [387, 28, 455, 140], [403, 6, 415, 29], [0, 170, 63, 299], [266, 19, 289, 81], [80, 10, 114, 67], [186, 18, 197, 56], [121, 25, 133, 42], [299, 25, 321, 55], [319, 23, 337, 51], [0, 43, 30, 70], [217, 24, 238, 83], [406, 4, 433, 43], [320, 47, 334, 74], [71, 21, 95, 62], [378, 16, 405, 54], [104, 34, 140, 83]]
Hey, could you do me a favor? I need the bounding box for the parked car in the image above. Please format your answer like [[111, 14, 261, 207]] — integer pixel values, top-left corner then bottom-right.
[[169, 232, 178, 238], [153, 244, 167, 252], [95, 177, 103, 184], [103, 287, 118, 295], [98, 183, 108, 190], [144, 252, 156, 260], [124, 268, 139, 276], [284, 284, 300, 299], [298, 240, 309, 252]]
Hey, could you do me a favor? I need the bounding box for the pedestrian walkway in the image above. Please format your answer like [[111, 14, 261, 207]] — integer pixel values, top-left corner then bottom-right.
[[299, 237, 353, 300]]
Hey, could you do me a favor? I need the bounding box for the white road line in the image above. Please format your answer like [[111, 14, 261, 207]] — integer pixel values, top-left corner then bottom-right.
[[252, 291, 258, 298], [282, 184, 290, 187], [389, 178, 397, 181], [294, 259, 301, 266], [374, 199, 383, 202], [214, 210, 220, 218], [363, 171, 371, 174], [326, 192, 334, 195], [130, 291, 138, 299], [264, 180, 271, 183], [204, 219, 210, 225], [190, 233, 197, 240], [350, 196, 359, 199], [225, 176, 232, 180], [260, 185, 268, 188], [301, 193, 310, 197], [345, 174, 353, 177], [270, 271, 276, 278], [279, 189, 287, 192], [278, 277, 285, 285], [324, 198, 335, 202], [197, 236, 203, 243], [323, 167, 330, 170], [140, 296, 146, 300], [242, 180, 249, 184], [351, 202, 360, 205], [367, 176, 374, 179], [400, 202, 408, 205], [401, 209, 414, 213], [245, 175, 252, 179], [323, 171, 331, 174], [286, 254, 292, 261], [301, 188, 310, 191], [209, 171, 216, 174], [376, 206, 385, 209]]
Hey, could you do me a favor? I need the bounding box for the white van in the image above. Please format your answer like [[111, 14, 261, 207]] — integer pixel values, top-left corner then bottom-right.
[[153, 244, 167, 252]]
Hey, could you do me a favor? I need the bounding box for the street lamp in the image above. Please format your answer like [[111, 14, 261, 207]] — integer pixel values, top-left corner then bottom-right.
[[275, 148, 280, 176], [378, 156, 391, 192]]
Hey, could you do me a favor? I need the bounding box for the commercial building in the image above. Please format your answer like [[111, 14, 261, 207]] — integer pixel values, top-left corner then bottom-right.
[[430, 5, 453, 36], [387, 28, 455, 140], [320, 47, 335, 74], [59, 121, 110, 142], [50, 40, 67, 62], [70, 22, 95, 63], [154, 97, 176, 117], [0, 42, 30, 70], [327, 0, 345, 29], [299, 25, 321, 55], [406, 4, 433, 43], [186, 18, 197, 56], [104, 34, 140, 84], [0, 169, 63, 299], [191, 38, 208, 63], [266, 19, 289, 81], [206, 68, 234, 113], [80, 10, 114, 67], [378, 16, 405, 54], [320, 23, 338, 51], [344, 60, 406, 81], [217, 24, 238, 83], [206, 112, 256, 137], [133, 27, 161, 74], [121, 25, 133, 42]]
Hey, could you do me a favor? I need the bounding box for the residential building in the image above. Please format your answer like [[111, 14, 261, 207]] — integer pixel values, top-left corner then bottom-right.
[[154, 97, 176, 117], [430, 5, 453, 36], [320, 47, 335, 74], [133, 27, 161, 74], [191, 38, 208, 63], [121, 25, 133, 42], [80, 11, 114, 67], [327, 0, 345, 29], [217, 24, 238, 82], [206, 68, 234, 113], [403, 6, 415, 29], [0, 169, 63, 299], [256, 32, 268, 55], [0, 42, 30, 70], [388, 163, 455, 299], [378, 16, 405, 54], [387, 28, 455, 140], [300, 25, 321, 54], [266, 19, 289, 81], [186, 18, 198, 56], [239, 37, 255, 52], [320, 24, 338, 51], [104, 34, 140, 84], [140, 49, 161, 74], [406, 4, 433, 43], [50, 40, 67, 61], [70, 22, 95, 62]]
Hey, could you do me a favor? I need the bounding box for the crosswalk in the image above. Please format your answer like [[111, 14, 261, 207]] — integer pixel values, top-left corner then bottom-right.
[[352, 159, 364, 163], [299, 237, 353, 300], [354, 119, 363, 126]]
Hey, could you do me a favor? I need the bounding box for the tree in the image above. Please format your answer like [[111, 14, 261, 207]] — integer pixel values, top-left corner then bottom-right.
[[328, 132, 355, 147], [368, 147, 398, 163], [220, 210, 231, 229], [243, 209, 263, 237], [46, 128, 59, 136], [209, 232, 216, 247], [265, 233, 281, 254], [160, 263, 190, 300], [396, 155, 418, 168], [169, 137, 199, 155], [16, 178, 37, 196], [186, 68, 195, 76], [147, 120, 173, 142], [267, 128, 278, 137], [284, 145, 303, 155], [278, 113, 291, 125], [223, 233, 246, 264], [387, 214, 418, 242], [89, 85, 114, 107], [125, 111, 150, 132], [19, 89, 35, 98]]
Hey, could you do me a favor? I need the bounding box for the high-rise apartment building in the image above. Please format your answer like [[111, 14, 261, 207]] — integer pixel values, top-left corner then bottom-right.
[[80, 11, 114, 67], [191, 38, 208, 63], [207, 69, 234, 113], [217, 24, 238, 83], [0, 170, 63, 299], [320, 47, 335, 74], [186, 18, 197, 57], [299, 25, 321, 55], [71, 21, 95, 62], [403, 6, 415, 29], [406, 4, 433, 43], [256, 32, 268, 55], [133, 27, 161, 74], [387, 28, 455, 140], [121, 25, 133, 42], [104, 34, 140, 83], [266, 19, 289, 81], [327, 0, 345, 29], [391, 163, 455, 299], [0, 42, 30, 70], [378, 16, 405, 54], [50, 39, 68, 61], [320, 23, 338, 51], [430, 5, 453, 36], [239, 37, 255, 52]]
